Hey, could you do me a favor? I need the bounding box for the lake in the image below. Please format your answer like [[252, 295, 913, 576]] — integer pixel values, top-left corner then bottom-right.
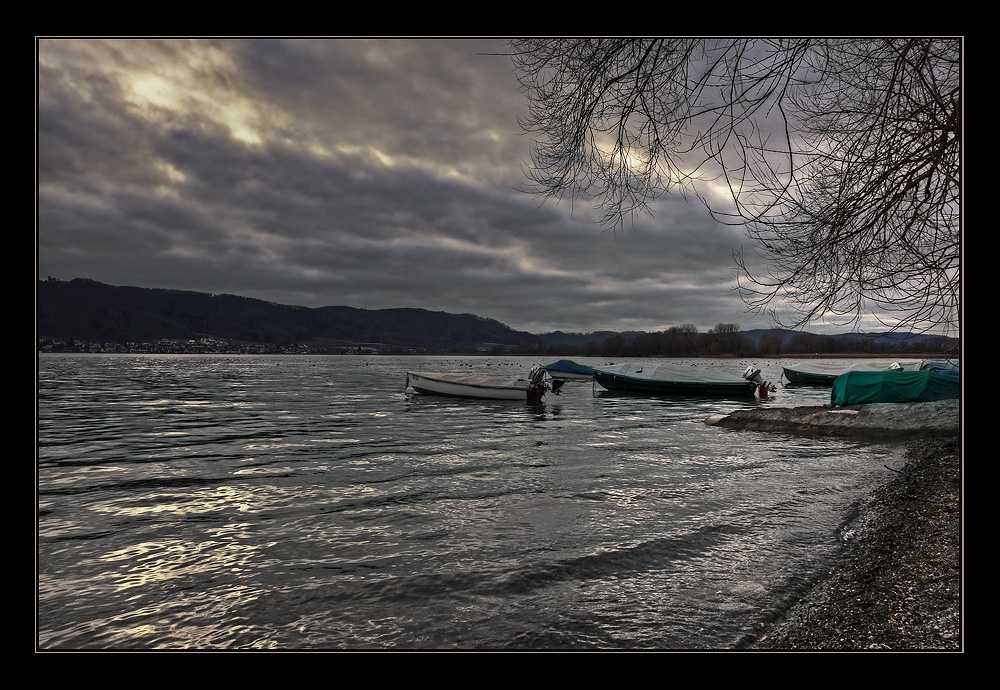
[[37, 354, 906, 650]]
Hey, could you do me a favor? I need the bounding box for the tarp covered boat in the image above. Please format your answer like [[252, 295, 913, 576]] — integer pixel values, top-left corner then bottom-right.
[[919, 358, 960, 377], [830, 369, 960, 406], [406, 366, 560, 402], [541, 359, 594, 380], [782, 360, 921, 385], [592, 363, 762, 397]]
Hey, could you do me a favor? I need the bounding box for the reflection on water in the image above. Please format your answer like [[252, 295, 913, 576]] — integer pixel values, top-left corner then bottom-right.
[[38, 354, 902, 649]]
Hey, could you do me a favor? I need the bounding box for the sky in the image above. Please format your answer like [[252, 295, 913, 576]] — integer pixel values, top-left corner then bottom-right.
[[38, 37, 849, 336]]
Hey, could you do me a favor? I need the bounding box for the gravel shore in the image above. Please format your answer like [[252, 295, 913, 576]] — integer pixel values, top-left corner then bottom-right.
[[723, 402, 962, 651]]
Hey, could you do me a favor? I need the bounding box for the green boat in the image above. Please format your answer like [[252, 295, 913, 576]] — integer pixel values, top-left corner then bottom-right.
[[593, 363, 760, 397], [831, 369, 960, 406], [782, 360, 922, 386]]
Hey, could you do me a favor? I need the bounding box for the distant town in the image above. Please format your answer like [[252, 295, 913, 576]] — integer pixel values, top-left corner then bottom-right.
[[38, 336, 391, 356]]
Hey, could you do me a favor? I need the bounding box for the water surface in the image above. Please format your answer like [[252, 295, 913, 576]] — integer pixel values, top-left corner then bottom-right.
[[37, 354, 903, 649]]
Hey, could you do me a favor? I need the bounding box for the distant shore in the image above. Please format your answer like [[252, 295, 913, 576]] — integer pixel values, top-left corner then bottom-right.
[[768, 353, 957, 359]]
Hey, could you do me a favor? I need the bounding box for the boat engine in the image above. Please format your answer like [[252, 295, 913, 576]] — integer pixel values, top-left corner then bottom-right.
[[743, 365, 777, 398], [529, 364, 546, 386], [528, 364, 562, 401]]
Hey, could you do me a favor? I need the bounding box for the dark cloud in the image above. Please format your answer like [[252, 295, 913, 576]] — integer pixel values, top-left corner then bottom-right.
[[37, 37, 779, 335]]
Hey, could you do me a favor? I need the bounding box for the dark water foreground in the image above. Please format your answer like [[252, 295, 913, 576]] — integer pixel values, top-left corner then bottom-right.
[[38, 354, 947, 650]]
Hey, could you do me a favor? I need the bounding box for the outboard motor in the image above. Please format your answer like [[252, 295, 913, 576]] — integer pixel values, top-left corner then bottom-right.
[[527, 365, 561, 402], [743, 365, 777, 398], [529, 365, 546, 387]]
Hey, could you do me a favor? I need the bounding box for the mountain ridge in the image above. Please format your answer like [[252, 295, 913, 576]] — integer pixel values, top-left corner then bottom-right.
[[36, 278, 959, 354]]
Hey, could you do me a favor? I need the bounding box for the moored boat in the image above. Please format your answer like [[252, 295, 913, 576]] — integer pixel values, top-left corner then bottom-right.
[[782, 360, 921, 386], [831, 369, 960, 406], [406, 366, 561, 402], [541, 359, 595, 380], [592, 362, 771, 397], [919, 358, 960, 377]]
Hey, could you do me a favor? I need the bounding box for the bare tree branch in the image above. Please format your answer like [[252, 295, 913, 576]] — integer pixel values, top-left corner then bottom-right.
[[508, 38, 961, 336]]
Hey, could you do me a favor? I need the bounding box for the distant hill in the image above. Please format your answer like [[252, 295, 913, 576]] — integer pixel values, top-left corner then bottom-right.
[[36, 278, 959, 354], [36, 278, 542, 352]]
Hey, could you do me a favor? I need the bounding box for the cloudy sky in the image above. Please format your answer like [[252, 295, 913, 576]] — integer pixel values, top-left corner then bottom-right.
[[38, 37, 818, 336]]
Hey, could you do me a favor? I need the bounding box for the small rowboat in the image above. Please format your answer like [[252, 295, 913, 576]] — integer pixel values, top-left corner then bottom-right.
[[406, 366, 560, 402]]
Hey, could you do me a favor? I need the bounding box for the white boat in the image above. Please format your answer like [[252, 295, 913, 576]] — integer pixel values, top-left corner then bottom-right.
[[406, 366, 561, 402]]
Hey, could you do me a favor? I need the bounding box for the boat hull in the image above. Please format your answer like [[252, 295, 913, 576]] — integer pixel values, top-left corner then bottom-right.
[[783, 360, 923, 386], [593, 363, 755, 397], [407, 371, 541, 401], [781, 367, 838, 385]]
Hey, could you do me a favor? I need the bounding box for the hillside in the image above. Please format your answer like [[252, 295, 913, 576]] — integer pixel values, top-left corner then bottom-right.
[[36, 278, 960, 355], [36, 278, 541, 352]]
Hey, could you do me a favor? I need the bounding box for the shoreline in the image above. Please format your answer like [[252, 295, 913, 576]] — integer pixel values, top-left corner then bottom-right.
[[719, 404, 961, 650]]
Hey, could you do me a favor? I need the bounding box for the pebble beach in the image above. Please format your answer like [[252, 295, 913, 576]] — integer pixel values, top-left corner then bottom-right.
[[724, 402, 962, 651]]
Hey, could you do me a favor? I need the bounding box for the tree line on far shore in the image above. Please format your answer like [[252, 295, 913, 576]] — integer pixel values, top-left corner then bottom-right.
[[505, 324, 958, 359], [40, 323, 959, 358]]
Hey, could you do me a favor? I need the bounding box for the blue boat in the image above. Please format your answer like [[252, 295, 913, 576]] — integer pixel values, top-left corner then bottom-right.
[[919, 358, 960, 377], [541, 359, 595, 381]]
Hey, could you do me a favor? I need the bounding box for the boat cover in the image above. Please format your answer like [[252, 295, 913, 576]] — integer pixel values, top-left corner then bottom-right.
[[542, 360, 594, 375], [593, 362, 756, 396], [785, 360, 922, 377], [595, 363, 746, 383], [830, 369, 960, 406]]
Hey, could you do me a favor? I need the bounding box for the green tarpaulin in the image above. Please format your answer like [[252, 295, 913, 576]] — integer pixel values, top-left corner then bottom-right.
[[831, 370, 960, 406]]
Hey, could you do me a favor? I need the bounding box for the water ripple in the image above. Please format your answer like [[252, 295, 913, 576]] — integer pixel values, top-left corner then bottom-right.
[[37, 354, 900, 650]]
